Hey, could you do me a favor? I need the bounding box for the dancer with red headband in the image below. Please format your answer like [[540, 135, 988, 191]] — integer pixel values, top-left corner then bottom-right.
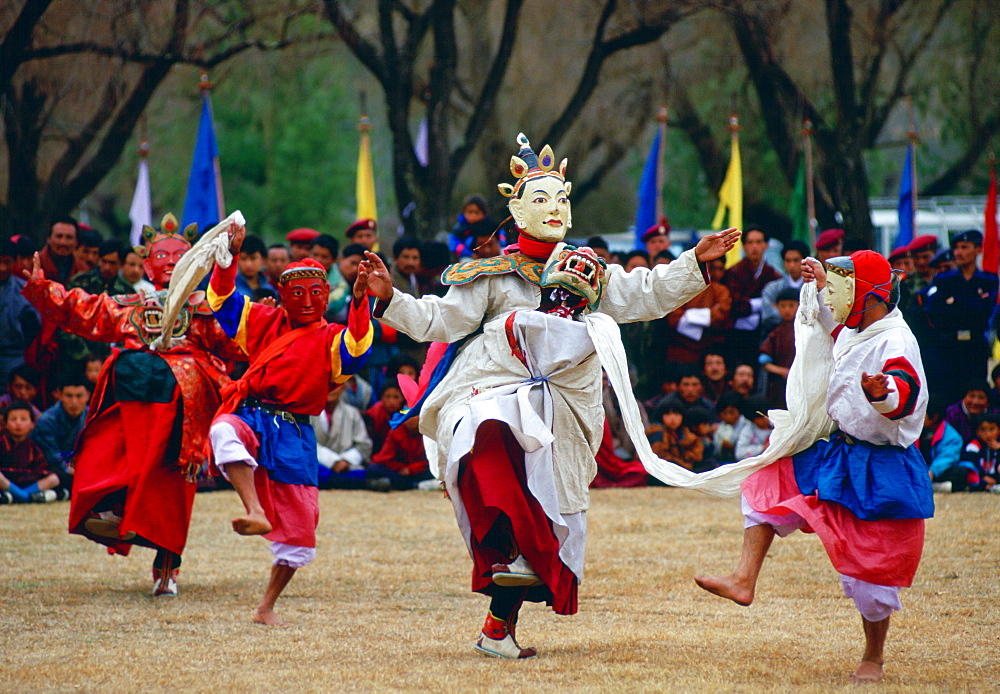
[[206, 224, 373, 625], [695, 250, 933, 683]]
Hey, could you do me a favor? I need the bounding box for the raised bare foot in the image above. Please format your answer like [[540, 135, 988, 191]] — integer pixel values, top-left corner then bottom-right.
[[849, 660, 884, 683], [693, 574, 754, 606], [252, 607, 287, 626], [232, 513, 271, 535]]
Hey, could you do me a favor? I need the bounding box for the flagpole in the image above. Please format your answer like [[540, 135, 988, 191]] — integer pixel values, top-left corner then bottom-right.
[[906, 96, 918, 237], [200, 71, 225, 217], [655, 106, 667, 223], [802, 119, 817, 248]]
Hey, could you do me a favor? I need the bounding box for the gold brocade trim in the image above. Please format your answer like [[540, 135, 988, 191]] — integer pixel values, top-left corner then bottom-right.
[[440, 253, 544, 286]]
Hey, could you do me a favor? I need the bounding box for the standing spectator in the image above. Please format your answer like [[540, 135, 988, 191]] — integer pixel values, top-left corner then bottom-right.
[[929, 248, 955, 274], [959, 412, 1000, 492], [449, 194, 490, 259], [390, 236, 423, 298], [469, 218, 503, 259], [944, 382, 993, 444], [647, 400, 703, 470], [665, 257, 732, 366], [897, 234, 939, 342], [759, 287, 799, 409], [721, 227, 781, 368], [760, 240, 808, 333], [0, 238, 41, 385], [346, 218, 378, 251], [69, 240, 132, 296], [234, 234, 274, 298], [641, 217, 672, 259], [286, 228, 320, 262], [729, 363, 756, 398], [924, 230, 998, 402], [73, 226, 103, 274], [39, 217, 88, 285], [310, 234, 345, 311], [700, 351, 731, 405], [264, 244, 291, 287], [13, 236, 37, 280], [120, 250, 156, 294], [31, 373, 90, 478], [369, 416, 434, 490], [888, 246, 913, 276], [0, 400, 63, 503], [0, 364, 42, 418], [734, 394, 773, 460], [814, 228, 844, 263], [313, 382, 374, 490], [325, 243, 366, 323]]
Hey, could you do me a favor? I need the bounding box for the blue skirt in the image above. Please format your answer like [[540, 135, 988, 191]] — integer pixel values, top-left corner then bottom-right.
[[792, 433, 934, 521], [236, 406, 318, 487]]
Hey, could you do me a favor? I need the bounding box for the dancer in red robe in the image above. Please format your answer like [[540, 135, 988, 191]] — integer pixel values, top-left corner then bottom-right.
[[22, 213, 243, 596]]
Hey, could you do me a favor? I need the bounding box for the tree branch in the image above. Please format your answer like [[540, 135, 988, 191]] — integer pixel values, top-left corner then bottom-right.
[[323, 0, 386, 84], [0, 0, 56, 89], [921, 111, 1000, 196]]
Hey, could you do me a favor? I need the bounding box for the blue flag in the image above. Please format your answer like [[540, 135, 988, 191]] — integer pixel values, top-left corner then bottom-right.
[[182, 94, 221, 232], [634, 128, 661, 250], [895, 143, 915, 249]]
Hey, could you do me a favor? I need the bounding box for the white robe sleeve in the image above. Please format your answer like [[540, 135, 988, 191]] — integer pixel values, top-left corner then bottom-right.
[[379, 281, 490, 343], [598, 249, 708, 324]]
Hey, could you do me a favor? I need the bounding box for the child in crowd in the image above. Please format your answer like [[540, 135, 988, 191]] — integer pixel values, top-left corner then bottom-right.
[[0, 364, 42, 418], [684, 405, 718, 472], [366, 379, 405, 453], [758, 286, 799, 409], [312, 382, 374, 491], [712, 391, 747, 465], [449, 194, 495, 259], [83, 353, 105, 386], [919, 397, 966, 492], [960, 412, 1000, 492], [368, 415, 435, 490], [734, 394, 772, 460], [0, 401, 63, 503], [647, 401, 703, 470]]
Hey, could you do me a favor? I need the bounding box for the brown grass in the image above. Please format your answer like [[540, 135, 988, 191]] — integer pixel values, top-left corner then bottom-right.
[[1, 487, 995, 692]]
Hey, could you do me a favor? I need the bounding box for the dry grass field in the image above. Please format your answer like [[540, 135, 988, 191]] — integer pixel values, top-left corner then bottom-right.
[[1, 486, 996, 692]]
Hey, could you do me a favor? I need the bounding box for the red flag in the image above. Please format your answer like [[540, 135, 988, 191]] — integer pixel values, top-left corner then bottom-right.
[[985, 165, 998, 274]]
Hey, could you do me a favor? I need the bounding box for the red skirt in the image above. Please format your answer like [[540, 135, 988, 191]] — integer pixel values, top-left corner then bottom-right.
[[742, 458, 925, 587], [458, 420, 578, 615]]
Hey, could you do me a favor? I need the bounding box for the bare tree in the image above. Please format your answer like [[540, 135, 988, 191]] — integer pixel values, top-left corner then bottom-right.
[[0, 0, 329, 240]]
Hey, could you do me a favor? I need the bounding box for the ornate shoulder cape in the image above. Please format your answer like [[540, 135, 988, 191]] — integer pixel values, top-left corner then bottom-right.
[[441, 252, 543, 286]]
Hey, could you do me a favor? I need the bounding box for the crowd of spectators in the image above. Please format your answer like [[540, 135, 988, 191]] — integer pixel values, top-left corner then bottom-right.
[[3, 204, 1000, 504]]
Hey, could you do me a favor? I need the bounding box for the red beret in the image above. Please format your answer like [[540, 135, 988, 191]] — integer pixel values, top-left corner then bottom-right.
[[815, 228, 845, 250], [346, 218, 377, 237], [906, 234, 939, 253], [641, 216, 671, 242], [286, 228, 320, 244], [888, 245, 910, 261]]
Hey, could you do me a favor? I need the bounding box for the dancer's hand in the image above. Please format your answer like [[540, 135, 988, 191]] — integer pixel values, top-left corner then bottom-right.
[[23, 252, 44, 281], [357, 251, 393, 302], [694, 228, 740, 263], [861, 371, 893, 401], [228, 223, 246, 254], [802, 258, 826, 289]]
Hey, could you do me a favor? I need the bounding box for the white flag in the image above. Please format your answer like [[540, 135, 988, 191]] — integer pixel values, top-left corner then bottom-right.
[[129, 158, 152, 246]]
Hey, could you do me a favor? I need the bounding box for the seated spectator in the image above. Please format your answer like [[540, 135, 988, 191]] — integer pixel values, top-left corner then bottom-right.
[[734, 394, 772, 460], [387, 353, 419, 382], [341, 373, 375, 411], [665, 258, 732, 366], [234, 234, 274, 298], [959, 412, 1000, 493], [0, 400, 64, 504], [647, 400, 703, 471], [760, 239, 808, 333], [591, 416, 648, 488], [921, 397, 968, 492], [390, 236, 423, 298], [31, 373, 90, 480], [312, 383, 374, 491], [642, 364, 679, 416], [699, 351, 730, 405], [0, 364, 42, 418], [366, 379, 404, 453], [729, 363, 756, 398], [13, 235, 37, 280], [945, 382, 994, 444], [369, 416, 434, 490], [759, 286, 799, 409], [623, 250, 649, 272], [653, 249, 675, 266], [684, 405, 718, 472], [988, 364, 1000, 411], [662, 369, 715, 413], [712, 392, 747, 465]]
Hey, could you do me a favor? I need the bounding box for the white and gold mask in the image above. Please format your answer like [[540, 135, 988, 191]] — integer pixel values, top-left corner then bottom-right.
[[823, 259, 856, 324]]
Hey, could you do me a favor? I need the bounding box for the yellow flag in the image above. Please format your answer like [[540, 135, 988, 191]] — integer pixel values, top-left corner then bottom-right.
[[356, 117, 378, 251], [711, 131, 743, 267]]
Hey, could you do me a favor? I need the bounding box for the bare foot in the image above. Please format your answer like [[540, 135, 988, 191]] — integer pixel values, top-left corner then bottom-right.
[[232, 513, 272, 535], [693, 575, 754, 606], [849, 660, 884, 683], [252, 607, 287, 626]]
